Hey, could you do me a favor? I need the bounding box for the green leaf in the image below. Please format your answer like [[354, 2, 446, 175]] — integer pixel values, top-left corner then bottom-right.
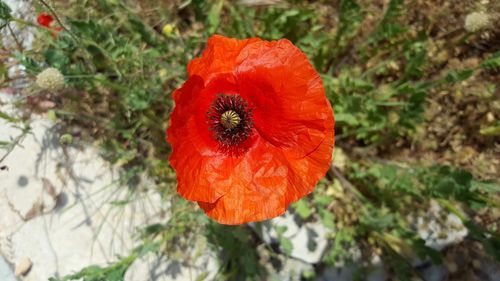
[[368, 0, 406, 44], [14, 52, 40, 72], [313, 193, 333, 207], [470, 180, 500, 193], [206, 0, 224, 34], [481, 52, 500, 69], [360, 211, 396, 230], [401, 39, 427, 81], [319, 209, 336, 229], [293, 200, 313, 220], [0, 0, 12, 28], [140, 223, 166, 237], [0, 61, 7, 82], [335, 113, 359, 126], [336, 0, 364, 42], [480, 125, 500, 136], [133, 241, 161, 257], [128, 16, 157, 46], [109, 199, 130, 206], [195, 272, 210, 281], [279, 236, 294, 256], [444, 69, 474, 83], [0, 140, 10, 147], [47, 110, 57, 122], [0, 110, 18, 122], [44, 48, 71, 70]]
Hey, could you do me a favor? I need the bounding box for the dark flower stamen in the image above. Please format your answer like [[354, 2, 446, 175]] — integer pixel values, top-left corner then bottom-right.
[[207, 94, 253, 154]]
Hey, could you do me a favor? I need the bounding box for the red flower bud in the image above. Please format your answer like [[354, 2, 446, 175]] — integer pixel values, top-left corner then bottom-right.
[[37, 13, 54, 27]]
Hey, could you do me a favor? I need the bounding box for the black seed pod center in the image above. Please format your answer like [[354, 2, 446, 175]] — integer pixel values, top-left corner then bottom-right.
[[207, 94, 253, 154]]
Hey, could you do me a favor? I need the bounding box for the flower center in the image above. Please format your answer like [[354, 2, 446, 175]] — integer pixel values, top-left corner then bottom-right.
[[207, 94, 253, 154], [220, 110, 241, 129]]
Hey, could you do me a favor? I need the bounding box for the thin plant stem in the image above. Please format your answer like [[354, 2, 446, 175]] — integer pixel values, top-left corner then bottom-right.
[[6, 23, 23, 52]]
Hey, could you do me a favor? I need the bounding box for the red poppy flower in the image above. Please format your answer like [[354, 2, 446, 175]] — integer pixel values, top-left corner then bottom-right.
[[37, 13, 62, 37], [37, 13, 54, 28], [166, 35, 335, 225]]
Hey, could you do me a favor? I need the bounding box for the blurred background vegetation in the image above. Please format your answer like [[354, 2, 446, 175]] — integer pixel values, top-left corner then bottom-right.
[[1, 0, 499, 280]]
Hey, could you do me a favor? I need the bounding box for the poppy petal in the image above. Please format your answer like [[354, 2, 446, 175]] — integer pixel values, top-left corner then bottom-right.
[[187, 35, 261, 82], [198, 127, 334, 225], [167, 74, 256, 203], [234, 39, 332, 159]]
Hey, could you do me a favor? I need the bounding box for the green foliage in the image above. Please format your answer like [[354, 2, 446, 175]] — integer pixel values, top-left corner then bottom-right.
[[445, 69, 474, 83], [292, 199, 313, 220], [206, 223, 265, 280], [481, 52, 500, 69], [0, 0, 11, 29], [370, 0, 406, 42], [322, 227, 357, 266], [347, 161, 500, 265]]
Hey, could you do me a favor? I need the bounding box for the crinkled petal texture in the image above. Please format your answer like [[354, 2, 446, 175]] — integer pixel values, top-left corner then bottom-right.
[[167, 35, 334, 225]]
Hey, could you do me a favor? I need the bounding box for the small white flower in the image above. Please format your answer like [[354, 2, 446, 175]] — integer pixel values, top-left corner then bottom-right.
[[36, 67, 64, 91], [464, 11, 491, 33]]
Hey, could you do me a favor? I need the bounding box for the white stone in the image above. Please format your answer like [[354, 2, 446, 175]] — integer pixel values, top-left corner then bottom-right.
[[4, 176, 60, 221], [0, 89, 170, 280], [124, 250, 219, 281], [252, 212, 328, 264], [0, 255, 16, 281], [273, 256, 314, 281], [415, 200, 468, 251]]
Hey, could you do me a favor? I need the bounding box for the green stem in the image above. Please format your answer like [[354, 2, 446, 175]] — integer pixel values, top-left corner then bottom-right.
[[6, 23, 23, 51], [437, 199, 467, 221]]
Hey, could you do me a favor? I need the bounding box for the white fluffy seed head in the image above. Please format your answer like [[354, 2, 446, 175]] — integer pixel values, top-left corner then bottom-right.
[[464, 11, 491, 33], [36, 67, 64, 91]]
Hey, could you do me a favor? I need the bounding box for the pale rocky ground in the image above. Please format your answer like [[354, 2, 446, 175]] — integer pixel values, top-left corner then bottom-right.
[[0, 90, 222, 281], [0, 2, 217, 280]]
